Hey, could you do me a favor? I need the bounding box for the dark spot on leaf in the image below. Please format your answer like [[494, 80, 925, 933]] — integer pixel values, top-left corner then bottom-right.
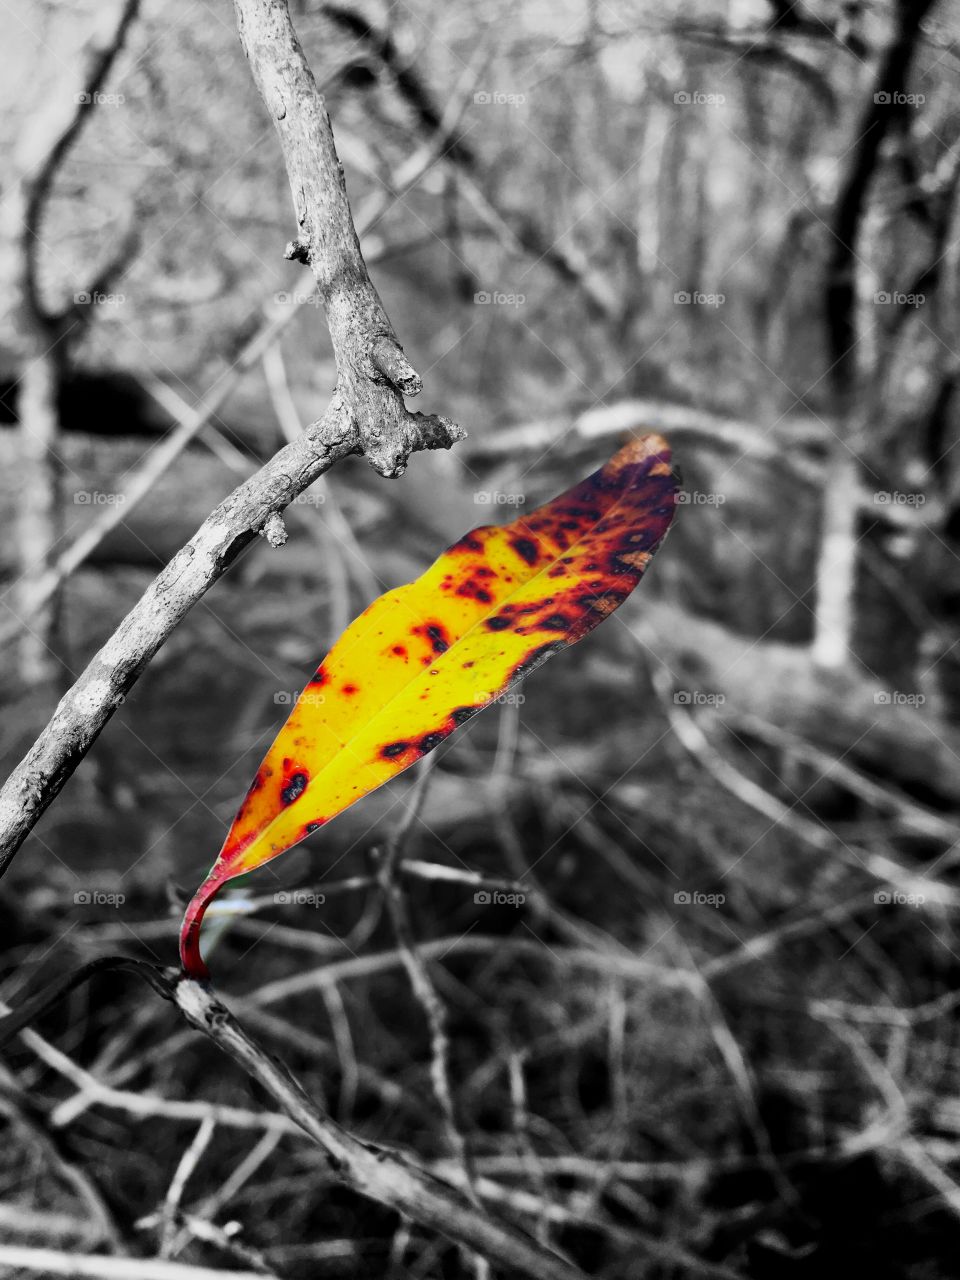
[[511, 537, 539, 565], [281, 772, 308, 805], [456, 579, 493, 603], [486, 615, 511, 631], [451, 532, 484, 553], [304, 821, 324, 834], [342, 683, 359, 695], [451, 706, 479, 725], [541, 613, 571, 630], [419, 732, 446, 753], [392, 645, 407, 657], [425, 623, 449, 653], [381, 741, 408, 758]]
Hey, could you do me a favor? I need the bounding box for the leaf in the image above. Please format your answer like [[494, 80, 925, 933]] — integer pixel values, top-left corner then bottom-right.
[[180, 434, 678, 975]]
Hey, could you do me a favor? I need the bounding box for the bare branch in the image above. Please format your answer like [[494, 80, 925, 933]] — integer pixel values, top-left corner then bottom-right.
[[233, 0, 448, 475], [172, 977, 588, 1280], [0, 0, 465, 876], [0, 1246, 267, 1280]]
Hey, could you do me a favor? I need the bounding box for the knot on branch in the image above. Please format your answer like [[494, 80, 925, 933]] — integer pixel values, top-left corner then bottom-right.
[[259, 511, 288, 547], [359, 408, 466, 479], [368, 334, 423, 398], [284, 238, 311, 265]]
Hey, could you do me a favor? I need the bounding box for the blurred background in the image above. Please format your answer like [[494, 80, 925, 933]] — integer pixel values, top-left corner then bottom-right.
[[3, 0, 960, 1275]]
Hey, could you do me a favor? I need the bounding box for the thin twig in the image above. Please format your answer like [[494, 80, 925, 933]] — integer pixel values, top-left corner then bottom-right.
[[159, 1116, 217, 1256], [370, 758, 489, 1277]]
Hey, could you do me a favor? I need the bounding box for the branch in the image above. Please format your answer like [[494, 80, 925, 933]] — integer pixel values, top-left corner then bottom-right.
[[2, 0, 140, 332], [234, 0, 440, 475], [0, 0, 465, 876], [171, 977, 585, 1280], [0, 963, 585, 1278], [0, 402, 458, 875], [0, 64, 475, 640], [0, 1247, 266, 1280], [825, 0, 936, 400]]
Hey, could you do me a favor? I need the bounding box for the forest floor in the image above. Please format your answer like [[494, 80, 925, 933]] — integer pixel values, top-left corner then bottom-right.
[[2, 432, 960, 1279]]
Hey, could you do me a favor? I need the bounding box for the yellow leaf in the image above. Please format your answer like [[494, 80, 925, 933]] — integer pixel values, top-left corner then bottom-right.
[[181, 434, 677, 975]]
